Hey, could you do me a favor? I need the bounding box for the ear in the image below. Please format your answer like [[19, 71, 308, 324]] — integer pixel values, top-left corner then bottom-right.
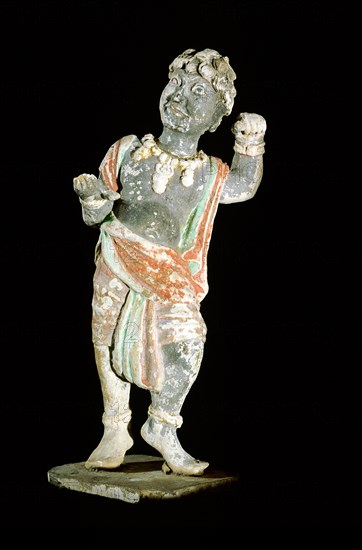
[[208, 103, 227, 133], [209, 117, 223, 133]]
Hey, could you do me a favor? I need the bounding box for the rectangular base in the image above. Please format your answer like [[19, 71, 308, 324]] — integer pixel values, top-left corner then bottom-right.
[[47, 454, 239, 504]]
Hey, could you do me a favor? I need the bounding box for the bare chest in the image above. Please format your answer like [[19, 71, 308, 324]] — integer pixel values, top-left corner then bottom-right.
[[114, 156, 210, 248]]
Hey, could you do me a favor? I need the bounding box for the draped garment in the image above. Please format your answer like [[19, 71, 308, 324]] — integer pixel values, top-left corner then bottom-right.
[[90, 135, 229, 391]]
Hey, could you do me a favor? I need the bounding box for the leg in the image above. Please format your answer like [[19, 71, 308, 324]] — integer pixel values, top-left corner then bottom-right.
[[85, 344, 133, 470], [141, 338, 209, 476]]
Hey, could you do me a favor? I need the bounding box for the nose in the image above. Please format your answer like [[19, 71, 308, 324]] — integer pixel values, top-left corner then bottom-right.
[[172, 88, 184, 103]]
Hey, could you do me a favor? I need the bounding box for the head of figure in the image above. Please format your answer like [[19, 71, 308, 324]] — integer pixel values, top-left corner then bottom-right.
[[159, 48, 237, 136]]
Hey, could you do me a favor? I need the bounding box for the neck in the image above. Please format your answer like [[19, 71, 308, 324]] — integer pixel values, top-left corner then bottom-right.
[[157, 128, 199, 158]]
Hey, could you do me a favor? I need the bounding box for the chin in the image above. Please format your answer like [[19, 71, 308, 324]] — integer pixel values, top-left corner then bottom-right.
[[161, 111, 190, 133], [165, 119, 189, 133]]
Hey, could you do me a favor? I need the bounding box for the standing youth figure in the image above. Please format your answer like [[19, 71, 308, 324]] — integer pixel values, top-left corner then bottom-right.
[[73, 48, 266, 476]]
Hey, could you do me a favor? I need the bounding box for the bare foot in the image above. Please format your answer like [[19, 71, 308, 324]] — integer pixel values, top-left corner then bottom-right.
[[141, 417, 209, 476], [85, 426, 133, 470]]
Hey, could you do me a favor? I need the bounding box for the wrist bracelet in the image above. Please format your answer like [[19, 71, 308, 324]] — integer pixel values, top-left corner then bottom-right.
[[234, 142, 265, 156], [79, 196, 109, 209]]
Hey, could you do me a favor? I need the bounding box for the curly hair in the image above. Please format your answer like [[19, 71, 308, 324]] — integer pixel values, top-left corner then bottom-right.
[[168, 48, 237, 116]]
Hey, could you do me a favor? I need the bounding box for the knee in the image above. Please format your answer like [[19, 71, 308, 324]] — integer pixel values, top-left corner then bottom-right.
[[177, 338, 204, 376]]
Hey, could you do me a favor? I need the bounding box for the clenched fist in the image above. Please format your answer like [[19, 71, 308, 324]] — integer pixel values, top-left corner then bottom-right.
[[232, 112, 266, 156]]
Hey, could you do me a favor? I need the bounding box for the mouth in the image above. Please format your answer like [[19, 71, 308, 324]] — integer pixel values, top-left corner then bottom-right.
[[167, 103, 189, 118]]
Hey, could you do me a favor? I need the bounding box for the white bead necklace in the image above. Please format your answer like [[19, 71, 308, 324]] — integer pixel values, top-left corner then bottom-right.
[[131, 134, 207, 194]]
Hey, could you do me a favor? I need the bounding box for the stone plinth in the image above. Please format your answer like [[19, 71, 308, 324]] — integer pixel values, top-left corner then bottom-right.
[[48, 454, 239, 504]]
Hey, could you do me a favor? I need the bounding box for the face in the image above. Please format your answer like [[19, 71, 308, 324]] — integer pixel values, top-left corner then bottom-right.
[[159, 69, 226, 135]]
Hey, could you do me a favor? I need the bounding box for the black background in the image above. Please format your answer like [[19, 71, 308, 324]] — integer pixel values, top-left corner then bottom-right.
[[2, 0, 359, 528]]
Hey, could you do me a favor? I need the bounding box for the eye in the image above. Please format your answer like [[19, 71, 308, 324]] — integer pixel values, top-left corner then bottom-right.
[[170, 76, 180, 86], [191, 84, 207, 96]]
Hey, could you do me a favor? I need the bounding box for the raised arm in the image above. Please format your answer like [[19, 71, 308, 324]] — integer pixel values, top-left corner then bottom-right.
[[220, 112, 266, 204], [73, 173, 120, 226]]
